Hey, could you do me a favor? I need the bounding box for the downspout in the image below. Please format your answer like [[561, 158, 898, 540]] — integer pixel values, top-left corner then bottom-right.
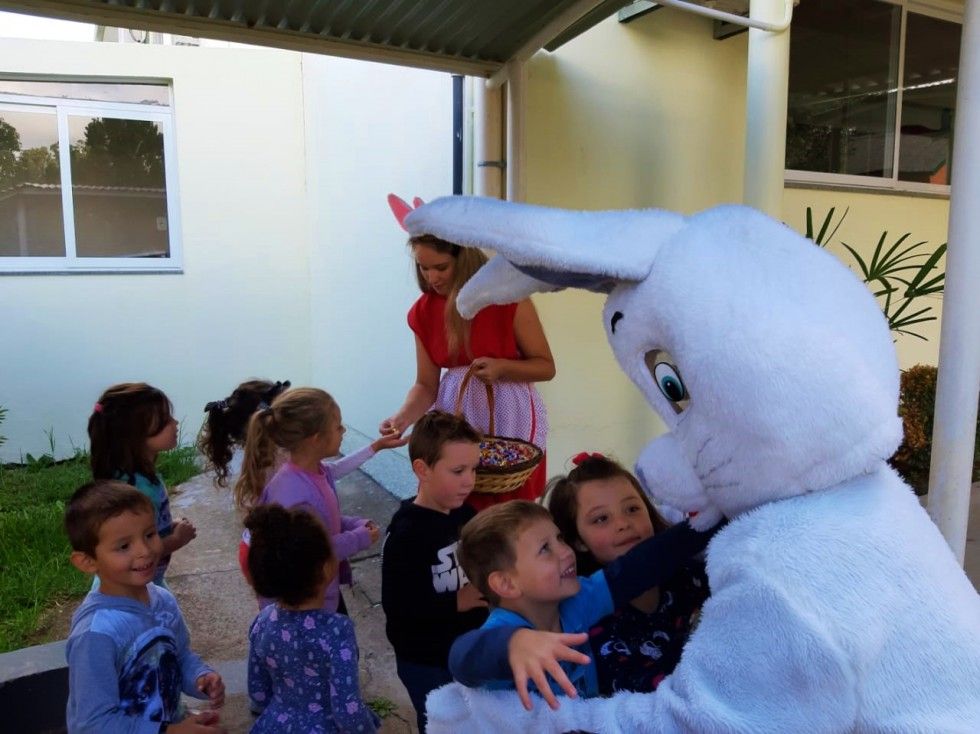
[[474, 77, 504, 199], [742, 0, 793, 215], [452, 74, 464, 195], [927, 0, 980, 563], [505, 60, 527, 202]]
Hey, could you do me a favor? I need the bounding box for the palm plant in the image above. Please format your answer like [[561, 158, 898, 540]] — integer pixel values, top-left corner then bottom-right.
[[805, 207, 946, 341]]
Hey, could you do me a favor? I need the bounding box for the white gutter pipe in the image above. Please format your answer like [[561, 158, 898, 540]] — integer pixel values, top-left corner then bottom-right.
[[743, 0, 793, 215], [655, 0, 793, 33], [505, 60, 528, 202], [473, 80, 504, 199], [927, 0, 980, 564]]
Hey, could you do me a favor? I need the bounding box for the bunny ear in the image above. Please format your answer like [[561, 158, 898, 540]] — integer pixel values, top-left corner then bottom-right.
[[405, 196, 686, 282], [387, 193, 413, 232], [412, 197, 425, 209]]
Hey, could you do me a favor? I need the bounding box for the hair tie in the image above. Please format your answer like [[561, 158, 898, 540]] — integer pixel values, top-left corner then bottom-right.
[[92, 402, 104, 414], [571, 451, 606, 466]]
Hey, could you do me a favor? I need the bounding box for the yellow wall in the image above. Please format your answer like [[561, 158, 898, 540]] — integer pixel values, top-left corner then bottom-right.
[[526, 8, 749, 470], [524, 9, 951, 471]]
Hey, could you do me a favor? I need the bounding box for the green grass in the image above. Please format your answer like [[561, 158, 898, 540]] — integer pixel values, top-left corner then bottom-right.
[[0, 446, 201, 653], [367, 696, 398, 719]]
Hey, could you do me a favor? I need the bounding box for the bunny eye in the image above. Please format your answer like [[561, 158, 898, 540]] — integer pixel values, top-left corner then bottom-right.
[[644, 350, 690, 414]]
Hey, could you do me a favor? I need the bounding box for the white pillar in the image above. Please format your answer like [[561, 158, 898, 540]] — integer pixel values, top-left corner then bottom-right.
[[505, 61, 527, 203], [927, 0, 980, 563], [474, 79, 504, 199], [743, 0, 791, 216]]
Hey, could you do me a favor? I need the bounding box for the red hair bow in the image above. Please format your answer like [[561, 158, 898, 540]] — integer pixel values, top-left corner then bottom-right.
[[571, 451, 606, 466]]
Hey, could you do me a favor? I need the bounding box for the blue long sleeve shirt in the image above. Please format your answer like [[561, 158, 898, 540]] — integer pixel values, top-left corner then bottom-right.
[[65, 585, 211, 734]]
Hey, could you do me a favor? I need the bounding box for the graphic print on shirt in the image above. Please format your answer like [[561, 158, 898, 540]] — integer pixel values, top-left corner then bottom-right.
[[431, 541, 469, 593], [118, 627, 182, 723]]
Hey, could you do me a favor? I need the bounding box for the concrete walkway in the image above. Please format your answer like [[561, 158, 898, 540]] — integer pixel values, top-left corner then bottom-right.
[[168, 469, 416, 733]]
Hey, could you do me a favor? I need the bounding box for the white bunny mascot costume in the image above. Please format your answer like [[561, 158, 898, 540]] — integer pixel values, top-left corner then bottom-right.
[[405, 197, 980, 733]]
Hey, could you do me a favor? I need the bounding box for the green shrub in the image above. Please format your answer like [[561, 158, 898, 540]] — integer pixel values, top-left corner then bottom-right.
[[890, 365, 980, 494]]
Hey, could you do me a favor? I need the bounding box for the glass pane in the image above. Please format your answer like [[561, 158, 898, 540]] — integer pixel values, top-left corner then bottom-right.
[[787, 0, 900, 177], [68, 115, 170, 258], [0, 80, 169, 106], [899, 13, 960, 184], [0, 108, 65, 256]]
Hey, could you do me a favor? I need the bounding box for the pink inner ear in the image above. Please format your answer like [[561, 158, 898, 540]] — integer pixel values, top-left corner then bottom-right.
[[387, 193, 412, 231], [412, 197, 425, 209]]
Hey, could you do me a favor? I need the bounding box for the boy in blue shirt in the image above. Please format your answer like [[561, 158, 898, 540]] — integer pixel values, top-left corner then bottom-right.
[[64, 480, 224, 733], [449, 500, 715, 710]]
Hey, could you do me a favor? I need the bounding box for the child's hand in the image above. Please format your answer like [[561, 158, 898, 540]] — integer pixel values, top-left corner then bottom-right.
[[172, 517, 197, 548], [456, 582, 488, 612], [371, 431, 409, 453], [365, 520, 381, 545], [196, 671, 225, 709], [378, 417, 406, 438], [507, 629, 591, 712], [168, 710, 225, 733]]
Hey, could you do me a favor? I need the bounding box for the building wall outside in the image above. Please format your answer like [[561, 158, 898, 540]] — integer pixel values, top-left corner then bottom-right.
[[0, 38, 312, 462], [524, 9, 951, 472], [302, 54, 453, 454]]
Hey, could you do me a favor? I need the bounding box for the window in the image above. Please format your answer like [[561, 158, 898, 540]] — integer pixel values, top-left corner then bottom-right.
[[0, 80, 180, 272], [786, 0, 961, 193]]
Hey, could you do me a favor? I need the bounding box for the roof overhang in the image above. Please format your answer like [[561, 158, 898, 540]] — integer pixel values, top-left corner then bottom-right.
[[0, 0, 636, 76]]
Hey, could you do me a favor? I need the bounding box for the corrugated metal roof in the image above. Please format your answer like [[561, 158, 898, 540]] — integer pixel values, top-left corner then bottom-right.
[[0, 0, 632, 76]]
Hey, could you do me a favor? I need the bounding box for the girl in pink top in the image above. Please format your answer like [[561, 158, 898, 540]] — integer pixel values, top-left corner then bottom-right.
[[235, 387, 406, 612]]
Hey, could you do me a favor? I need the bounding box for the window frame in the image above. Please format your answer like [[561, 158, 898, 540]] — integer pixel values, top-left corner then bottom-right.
[[0, 81, 182, 274], [784, 0, 962, 196]]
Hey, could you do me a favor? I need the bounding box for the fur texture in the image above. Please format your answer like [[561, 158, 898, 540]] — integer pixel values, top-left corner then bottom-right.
[[403, 197, 980, 732]]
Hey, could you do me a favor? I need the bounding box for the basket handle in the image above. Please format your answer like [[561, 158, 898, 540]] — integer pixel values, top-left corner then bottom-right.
[[454, 364, 495, 436]]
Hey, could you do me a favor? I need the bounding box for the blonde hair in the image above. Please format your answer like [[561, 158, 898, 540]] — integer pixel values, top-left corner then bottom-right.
[[410, 234, 488, 358], [234, 387, 338, 509]]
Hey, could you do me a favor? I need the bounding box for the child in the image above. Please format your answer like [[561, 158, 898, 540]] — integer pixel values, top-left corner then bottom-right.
[[245, 503, 380, 733], [64, 480, 224, 733], [448, 496, 717, 711], [235, 387, 405, 612], [89, 382, 196, 587], [381, 411, 489, 733], [547, 453, 708, 695], [197, 379, 291, 487]]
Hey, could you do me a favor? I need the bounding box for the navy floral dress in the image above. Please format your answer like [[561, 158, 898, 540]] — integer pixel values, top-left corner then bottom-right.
[[589, 562, 709, 695], [248, 605, 379, 733]]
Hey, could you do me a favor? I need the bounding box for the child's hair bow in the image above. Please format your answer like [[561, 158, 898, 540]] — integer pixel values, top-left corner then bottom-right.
[[571, 451, 607, 466]]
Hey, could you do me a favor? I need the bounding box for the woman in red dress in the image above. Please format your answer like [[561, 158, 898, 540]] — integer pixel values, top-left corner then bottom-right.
[[381, 234, 555, 509]]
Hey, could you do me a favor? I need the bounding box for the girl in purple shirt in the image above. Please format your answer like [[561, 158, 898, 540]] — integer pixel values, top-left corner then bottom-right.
[[235, 387, 406, 612]]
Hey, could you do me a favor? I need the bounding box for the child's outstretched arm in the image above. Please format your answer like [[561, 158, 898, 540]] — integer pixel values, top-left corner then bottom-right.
[[326, 431, 407, 482], [448, 627, 590, 710], [603, 518, 722, 607]]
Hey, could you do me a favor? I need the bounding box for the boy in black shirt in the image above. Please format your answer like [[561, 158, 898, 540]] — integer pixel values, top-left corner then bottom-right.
[[381, 411, 489, 733]]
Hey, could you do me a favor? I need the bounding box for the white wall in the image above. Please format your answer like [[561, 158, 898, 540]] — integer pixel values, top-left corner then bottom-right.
[[0, 39, 312, 461], [303, 55, 453, 441]]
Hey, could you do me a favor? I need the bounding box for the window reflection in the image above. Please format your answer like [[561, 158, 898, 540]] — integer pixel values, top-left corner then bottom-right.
[[68, 116, 169, 258], [0, 108, 65, 256], [899, 13, 960, 184]]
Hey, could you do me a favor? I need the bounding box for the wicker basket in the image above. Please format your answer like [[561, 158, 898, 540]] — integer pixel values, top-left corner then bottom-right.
[[455, 365, 543, 495]]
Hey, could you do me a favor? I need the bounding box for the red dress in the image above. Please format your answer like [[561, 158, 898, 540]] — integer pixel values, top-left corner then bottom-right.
[[408, 292, 548, 510]]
